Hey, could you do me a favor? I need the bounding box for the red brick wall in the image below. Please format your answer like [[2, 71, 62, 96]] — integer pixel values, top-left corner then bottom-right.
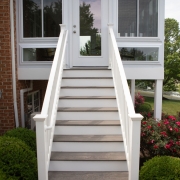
[[0, 0, 15, 135], [0, 0, 48, 135]]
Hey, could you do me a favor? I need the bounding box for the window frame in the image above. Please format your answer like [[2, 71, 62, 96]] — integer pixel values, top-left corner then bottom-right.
[[16, 0, 64, 66]]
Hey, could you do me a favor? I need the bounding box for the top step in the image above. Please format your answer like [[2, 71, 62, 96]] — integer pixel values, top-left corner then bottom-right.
[[63, 69, 112, 78]]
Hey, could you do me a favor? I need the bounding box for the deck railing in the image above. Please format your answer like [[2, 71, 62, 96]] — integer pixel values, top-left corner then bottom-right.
[[108, 24, 143, 180], [33, 24, 68, 180]]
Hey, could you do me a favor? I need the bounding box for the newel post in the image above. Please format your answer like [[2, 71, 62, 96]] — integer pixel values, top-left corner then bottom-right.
[[33, 114, 48, 180], [107, 24, 114, 69], [129, 114, 143, 180]]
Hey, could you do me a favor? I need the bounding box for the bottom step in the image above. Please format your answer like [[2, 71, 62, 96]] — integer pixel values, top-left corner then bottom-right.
[[48, 171, 128, 180]]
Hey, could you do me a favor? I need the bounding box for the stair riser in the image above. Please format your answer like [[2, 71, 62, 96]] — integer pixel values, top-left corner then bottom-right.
[[63, 70, 112, 77], [54, 126, 122, 135], [60, 88, 115, 96], [49, 161, 128, 171], [52, 142, 124, 152], [62, 79, 113, 87], [58, 99, 117, 108], [56, 112, 119, 120]]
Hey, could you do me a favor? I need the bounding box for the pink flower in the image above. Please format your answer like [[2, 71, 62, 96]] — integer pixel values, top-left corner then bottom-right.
[[147, 112, 151, 118], [147, 125, 152, 129], [150, 139, 154, 144], [154, 145, 159, 149], [164, 119, 169, 125], [142, 121, 147, 125], [174, 128, 179, 132], [160, 131, 167, 137], [168, 115, 176, 121], [176, 141, 180, 145], [165, 144, 171, 149], [157, 123, 161, 127], [176, 122, 180, 126], [141, 132, 146, 136], [168, 126, 173, 131]]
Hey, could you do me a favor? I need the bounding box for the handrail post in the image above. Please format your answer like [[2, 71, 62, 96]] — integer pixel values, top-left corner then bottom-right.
[[34, 114, 48, 180], [129, 114, 143, 180], [108, 24, 114, 69]]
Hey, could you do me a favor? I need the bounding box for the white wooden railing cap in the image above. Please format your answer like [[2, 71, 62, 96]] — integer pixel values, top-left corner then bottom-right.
[[60, 24, 66, 31], [128, 113, 143, 121], [33, 114, 48, 122]]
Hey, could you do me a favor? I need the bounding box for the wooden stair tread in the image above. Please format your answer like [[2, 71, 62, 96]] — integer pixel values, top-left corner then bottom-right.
[[62, 77, 112, 79], [48, 171, 128, 180], [59, 96, 116, 99], [64, 67, 109, 70], [53, 135, 123, 142], [57, 107, 118, 112], [61, 86, 114, 89], [56, 120, 120, 126], [50, 152, 126, 161]]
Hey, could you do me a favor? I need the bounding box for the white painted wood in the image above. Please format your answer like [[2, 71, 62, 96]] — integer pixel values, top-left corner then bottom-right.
[[108, 25, 143, 180], [60, 88, 115, 96], [154, 79, 163, 120], [63, 70, 112, 77], [58, 99, 117, 107], [49, 161, 128, 171], [54, 126, 122, 135], [52, 142, 124, 152], [56, 112, 119, 120], [61, 79, 114, 87]]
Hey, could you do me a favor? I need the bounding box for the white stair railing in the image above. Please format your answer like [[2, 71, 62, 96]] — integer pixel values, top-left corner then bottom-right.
[[33, 24, 68, 180], [108, 24, 143, 180]]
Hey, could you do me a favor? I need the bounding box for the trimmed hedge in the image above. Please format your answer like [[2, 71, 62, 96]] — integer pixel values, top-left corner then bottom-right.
[[136, 102, 152, 113], [4, 127, 36, 152], [0, 136, 38, 180], [140, 156, 180, 180]]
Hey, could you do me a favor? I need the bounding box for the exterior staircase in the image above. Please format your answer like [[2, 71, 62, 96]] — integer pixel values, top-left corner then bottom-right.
[[48, 68, 128, 180]]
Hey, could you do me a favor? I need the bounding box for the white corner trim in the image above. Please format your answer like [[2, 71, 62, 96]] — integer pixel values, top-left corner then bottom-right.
[[10, 0, 19, 127]]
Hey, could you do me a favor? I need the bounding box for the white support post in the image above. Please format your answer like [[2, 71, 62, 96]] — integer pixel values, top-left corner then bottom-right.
[[129, 114, 143, 180], [154, 80, 163, 120], [33, 114, 48, 180], [131, 79, 135, 105], [108, 24, 114, 69]]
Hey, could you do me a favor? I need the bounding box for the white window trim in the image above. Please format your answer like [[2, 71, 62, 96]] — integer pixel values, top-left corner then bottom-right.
[[16, 0, 65, 66]]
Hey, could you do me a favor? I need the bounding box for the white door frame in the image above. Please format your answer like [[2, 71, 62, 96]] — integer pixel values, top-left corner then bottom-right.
[[67, 0, 109, 67]]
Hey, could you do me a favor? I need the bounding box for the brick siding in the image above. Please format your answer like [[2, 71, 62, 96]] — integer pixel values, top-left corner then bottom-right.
[[0, 0, 47, 135]]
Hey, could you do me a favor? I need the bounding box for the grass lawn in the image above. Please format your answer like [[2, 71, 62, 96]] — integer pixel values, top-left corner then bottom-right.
[[144, 97, 180, 115]]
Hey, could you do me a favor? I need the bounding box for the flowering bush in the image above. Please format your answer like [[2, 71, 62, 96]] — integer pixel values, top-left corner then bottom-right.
[[135, 93, 144, 110], [141, 114, 180, 158]]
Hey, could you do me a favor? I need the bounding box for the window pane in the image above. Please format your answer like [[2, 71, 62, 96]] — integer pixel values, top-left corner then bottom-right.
[[23, 0, 42, 37], [139, 0, 158, 37], [119, 47, 158, 61], [80, 0, 101, 56], [118, 0, 137, 37], [44, 0, 62, 37], [23, 48, 56, 61]]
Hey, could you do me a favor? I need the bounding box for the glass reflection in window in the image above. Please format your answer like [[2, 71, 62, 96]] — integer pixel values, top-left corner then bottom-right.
[[79, 0, 101, 56], [119, 47, 158, 61], [23, 48, 56, 61]]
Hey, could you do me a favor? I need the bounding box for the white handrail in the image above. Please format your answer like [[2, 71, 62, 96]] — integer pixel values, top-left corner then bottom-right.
[[33, 24, 68, 180], [108, 24, 143, 180]]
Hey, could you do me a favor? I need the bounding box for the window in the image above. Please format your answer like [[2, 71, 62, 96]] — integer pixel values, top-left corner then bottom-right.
[[118, 0, 158, 37], [119, 47, 158, 61], [23, 48, 56, 61], [23, 0, 62, 38]]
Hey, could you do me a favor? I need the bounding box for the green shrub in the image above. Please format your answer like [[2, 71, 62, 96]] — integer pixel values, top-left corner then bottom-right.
[[0, 169, 18, 180], [4, 127, 36, 152], [136, 102, 152, 113], [140, 156, 180, 180], [0, 136, 38, 180]]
